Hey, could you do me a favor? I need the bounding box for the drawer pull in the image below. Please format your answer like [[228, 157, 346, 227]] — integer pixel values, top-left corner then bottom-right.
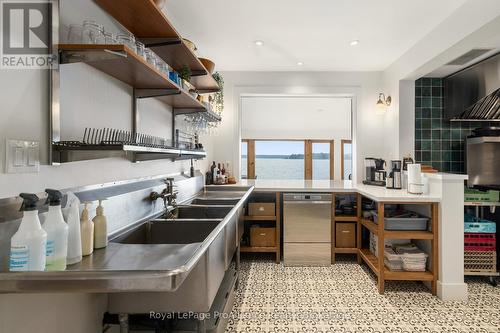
[[259, 207, 265, 211], [342, 231, 350, 233], [259, 233, 267, 236]]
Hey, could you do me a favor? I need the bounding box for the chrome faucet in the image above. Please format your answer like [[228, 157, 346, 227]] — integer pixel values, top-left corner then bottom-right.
[[150, 178, 177, 209]]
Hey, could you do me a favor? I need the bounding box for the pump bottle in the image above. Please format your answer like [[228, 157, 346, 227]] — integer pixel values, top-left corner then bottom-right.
[[80, 202, 94, 256], [9, 194, 47, 271], [93, 200, 108, 249], [43, 189, 69, 271]]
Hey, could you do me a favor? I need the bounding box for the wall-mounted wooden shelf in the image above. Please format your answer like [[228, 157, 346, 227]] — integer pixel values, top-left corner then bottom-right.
[[59, 44, 208, 110], [94, 0, 220, 93]]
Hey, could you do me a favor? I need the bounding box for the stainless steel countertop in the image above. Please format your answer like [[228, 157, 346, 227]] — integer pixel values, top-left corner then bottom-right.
[[0, 186, 254, 294]]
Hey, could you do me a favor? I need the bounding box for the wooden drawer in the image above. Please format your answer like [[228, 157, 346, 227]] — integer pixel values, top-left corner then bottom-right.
[[248, 202, 275, 216], [250, 227, 276, 247], [336, 223, 356, 248]]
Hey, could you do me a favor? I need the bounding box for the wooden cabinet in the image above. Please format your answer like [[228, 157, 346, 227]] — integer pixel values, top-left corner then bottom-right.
[[241, 192, 281, 263]]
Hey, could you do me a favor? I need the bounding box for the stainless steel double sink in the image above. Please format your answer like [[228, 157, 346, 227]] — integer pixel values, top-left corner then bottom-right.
[[108, 193, 247, 314]]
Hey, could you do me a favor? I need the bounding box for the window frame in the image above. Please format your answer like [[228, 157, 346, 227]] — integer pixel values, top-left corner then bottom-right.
[[341, 139, 353, 180], [241, 139, 336, 180]]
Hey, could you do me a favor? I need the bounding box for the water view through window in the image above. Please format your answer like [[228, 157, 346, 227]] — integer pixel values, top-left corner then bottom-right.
[[255, 141, 304, 180]]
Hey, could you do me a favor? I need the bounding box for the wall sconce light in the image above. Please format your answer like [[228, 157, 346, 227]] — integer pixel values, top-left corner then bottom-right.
[[376, 93, 391, 113]]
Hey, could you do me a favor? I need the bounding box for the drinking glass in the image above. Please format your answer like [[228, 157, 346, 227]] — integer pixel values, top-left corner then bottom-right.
[[67, 24, 83, 44], [116, 33, 136, 52], [135, 41, 146, 59], [82, 20, 104, 44], [144, 49, 157, 67], [103, 32, 117, 44]]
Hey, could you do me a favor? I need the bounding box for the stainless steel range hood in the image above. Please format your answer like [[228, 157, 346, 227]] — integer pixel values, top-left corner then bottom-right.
[[444, 52, 500, 121]]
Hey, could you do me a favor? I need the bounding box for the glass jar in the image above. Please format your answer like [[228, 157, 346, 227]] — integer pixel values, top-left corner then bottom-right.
[[103, 32, 117, 44], [116, 33, 136, 53], [82, 20, 104, 44], [135, 41, 146, 59], [144, 49, 157, 67], [67, 24, 83, 44]]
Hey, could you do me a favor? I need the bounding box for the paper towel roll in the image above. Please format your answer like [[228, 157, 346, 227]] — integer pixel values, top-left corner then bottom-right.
[[407, 163, 423, 194]]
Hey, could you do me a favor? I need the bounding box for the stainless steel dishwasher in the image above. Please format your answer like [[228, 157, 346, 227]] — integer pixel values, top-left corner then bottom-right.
[[283, 193, 332, 266]]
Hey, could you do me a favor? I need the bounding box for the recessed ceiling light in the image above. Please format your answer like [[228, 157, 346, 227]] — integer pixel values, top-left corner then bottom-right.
[[254, 40, 264, 46], [350, 40, 359, 46], [297, 61, 304, 66]]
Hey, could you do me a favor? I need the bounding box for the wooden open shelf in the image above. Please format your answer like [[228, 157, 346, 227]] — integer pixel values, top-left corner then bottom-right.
[[244, 215, 277, 221], [334, 247, 358, 254], [335, 216, 358, 222], [360, 219, 378, 235], [359, 249, 379, 276], [59, 44, 207, 110], [241, 192, 281, 263], [94, 0, 219, 93], [241, 246, 277, 253], [358, 200, 439, 295]]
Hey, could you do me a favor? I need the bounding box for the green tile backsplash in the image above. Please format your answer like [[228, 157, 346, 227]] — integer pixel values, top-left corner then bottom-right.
[[415, 78, 468, 173]]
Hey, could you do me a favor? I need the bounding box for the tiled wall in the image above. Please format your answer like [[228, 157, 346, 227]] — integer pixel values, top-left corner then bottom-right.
[[414, 78, 484, 173]]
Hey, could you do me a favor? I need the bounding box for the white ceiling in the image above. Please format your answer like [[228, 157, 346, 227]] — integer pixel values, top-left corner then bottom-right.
[[163, 0, 467, 71]]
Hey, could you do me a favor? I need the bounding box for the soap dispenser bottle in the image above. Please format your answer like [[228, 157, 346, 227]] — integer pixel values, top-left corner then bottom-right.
[[80, 202, 94, 256], [43, 189, 69, 271], [9, 193, 47, 271], [93, 200, 108, 249]]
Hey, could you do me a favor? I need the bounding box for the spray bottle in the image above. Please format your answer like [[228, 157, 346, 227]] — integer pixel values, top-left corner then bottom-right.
[[43, 189, 69, 271], [9, 194, 47, 271]]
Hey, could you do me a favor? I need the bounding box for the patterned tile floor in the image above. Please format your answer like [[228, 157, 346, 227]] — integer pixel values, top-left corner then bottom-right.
[[227, 255, 500, 333]]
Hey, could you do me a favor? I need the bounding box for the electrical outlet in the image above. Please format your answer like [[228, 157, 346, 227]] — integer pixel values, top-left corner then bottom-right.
[[5, 139, 40, 173]]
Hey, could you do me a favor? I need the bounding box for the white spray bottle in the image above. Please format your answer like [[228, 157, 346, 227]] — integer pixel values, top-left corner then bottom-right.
[[9, 193, 47, 271], [43, 189, 69, 271]]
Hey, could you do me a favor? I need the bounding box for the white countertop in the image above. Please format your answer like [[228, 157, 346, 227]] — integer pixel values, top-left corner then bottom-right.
[[212, 173, 467, 202]]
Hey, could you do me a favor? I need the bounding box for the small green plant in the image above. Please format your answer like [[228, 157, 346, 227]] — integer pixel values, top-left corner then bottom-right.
[[178, 65, 192, 81], [212, 72, 224, 115]]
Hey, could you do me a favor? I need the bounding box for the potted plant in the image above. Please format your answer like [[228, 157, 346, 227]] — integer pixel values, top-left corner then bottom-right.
[[178, 65, 192, 90], [212, 72, 224, 115]]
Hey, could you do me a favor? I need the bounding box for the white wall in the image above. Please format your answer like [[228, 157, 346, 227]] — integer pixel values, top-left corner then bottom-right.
[[0, 0, 214, 332], [213, 71, 395, 182]]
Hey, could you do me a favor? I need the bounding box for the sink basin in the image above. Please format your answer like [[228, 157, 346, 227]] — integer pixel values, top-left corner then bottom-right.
[[190, 198, 240, 205], [111, 219, 222, 245], [167, 205, 234, 219]]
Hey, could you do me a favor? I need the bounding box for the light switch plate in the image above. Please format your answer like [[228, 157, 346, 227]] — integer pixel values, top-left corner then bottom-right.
[[5, 139, 40, 173]]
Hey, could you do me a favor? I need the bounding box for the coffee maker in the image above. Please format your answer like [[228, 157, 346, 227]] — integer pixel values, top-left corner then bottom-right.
[[386, 160, 402, 189], [363, 158, 386, 186]]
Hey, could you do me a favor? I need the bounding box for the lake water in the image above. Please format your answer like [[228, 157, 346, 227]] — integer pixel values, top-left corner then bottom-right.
[[242, 158, 338, 180]]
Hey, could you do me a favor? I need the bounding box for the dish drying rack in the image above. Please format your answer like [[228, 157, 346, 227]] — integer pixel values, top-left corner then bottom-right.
[[52, 127, 206, 163]]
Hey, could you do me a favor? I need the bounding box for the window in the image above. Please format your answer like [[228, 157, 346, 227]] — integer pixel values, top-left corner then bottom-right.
[[241, 140, 339, 180], [342, 140, 352, 180], [241, 141, 248, 179], [255, 141, 304, 180], [311, 141, 333, 180]]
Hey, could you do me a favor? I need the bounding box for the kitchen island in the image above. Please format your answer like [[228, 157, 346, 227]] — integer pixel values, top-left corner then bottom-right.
[[211, 172, 468, 301]]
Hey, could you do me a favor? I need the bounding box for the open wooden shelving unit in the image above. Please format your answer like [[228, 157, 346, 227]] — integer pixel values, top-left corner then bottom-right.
[[357, 199, 439, 294], [52, 1, 221, 164], [59, 44, 207, 110], [240, 192, 281, 263], [332, 193, 360, 262], [94, 0, 219, 93]]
